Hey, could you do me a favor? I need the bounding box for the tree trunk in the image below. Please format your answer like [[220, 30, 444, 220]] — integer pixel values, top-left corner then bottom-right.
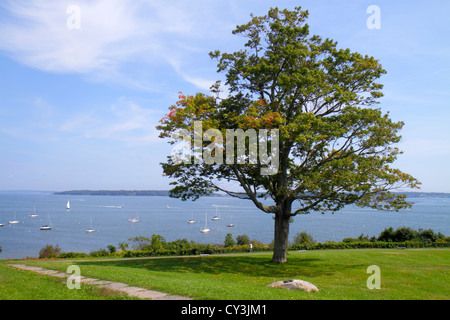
[[272, 212, 291, 263]]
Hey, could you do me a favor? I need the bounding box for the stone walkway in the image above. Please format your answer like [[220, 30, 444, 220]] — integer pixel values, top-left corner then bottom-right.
[[7, 264, 192, 300]]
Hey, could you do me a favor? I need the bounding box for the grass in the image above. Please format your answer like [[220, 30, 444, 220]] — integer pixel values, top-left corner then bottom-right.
[[0, 263, 137, 300], [1, 248, 449, 300]]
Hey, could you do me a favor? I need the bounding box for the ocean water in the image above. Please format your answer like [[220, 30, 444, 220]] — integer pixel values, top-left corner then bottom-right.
[[0, 192, 449, 259]]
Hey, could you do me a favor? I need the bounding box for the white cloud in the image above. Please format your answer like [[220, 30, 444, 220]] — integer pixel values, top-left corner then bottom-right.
[[0, 0, 229, 89], [0, 0, 143, 73]]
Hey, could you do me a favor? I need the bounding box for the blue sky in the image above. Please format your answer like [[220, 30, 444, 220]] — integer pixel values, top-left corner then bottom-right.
[[0, 0, 449, 192]]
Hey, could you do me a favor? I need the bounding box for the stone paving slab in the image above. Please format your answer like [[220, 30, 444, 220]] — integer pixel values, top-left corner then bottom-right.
[[7, 264, 192, 300], [79, 277, 100, 283], [130, 289, 168, 300], [11, 264, 44, 271], [97, 282, 130, 290], [35, 269, 59, 275], [89, 280, 113, 285], [152, 295, 192, 300], [52, 273, 71, 278]]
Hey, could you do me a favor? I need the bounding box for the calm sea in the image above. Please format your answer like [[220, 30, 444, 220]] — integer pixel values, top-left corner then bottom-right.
[[0, 192, 449, 259]]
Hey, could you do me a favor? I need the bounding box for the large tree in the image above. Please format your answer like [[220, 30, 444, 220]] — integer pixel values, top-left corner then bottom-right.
[[157, 7, 420, 263]]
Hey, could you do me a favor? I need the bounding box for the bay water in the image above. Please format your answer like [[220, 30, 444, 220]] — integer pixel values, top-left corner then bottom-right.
[[0, 192, 448, 259]]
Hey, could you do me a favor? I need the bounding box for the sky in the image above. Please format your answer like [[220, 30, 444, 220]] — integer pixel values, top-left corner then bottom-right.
[[0, 0, 449, 193]]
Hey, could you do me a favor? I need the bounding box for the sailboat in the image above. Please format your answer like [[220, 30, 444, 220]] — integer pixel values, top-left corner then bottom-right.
[[40, 215, 52, 230], [200, 213, 210, 233], [29, 207, 39, 218], [211, 206, 221, 220], [227, 214, 234, 227], [128, 209, 139, 223], [187, 210, 196, 224], [9, 213, 20, 224], [85, 217, 95, 233], [66, 201, 70, 210]]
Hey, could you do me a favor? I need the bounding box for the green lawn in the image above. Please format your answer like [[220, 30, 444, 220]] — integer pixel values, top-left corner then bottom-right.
[[0, 263, 137, 300], [1, 248, 449, 300]]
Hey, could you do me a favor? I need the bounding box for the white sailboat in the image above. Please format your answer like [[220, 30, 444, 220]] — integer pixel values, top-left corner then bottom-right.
[[29, 207, 39, 218], [85, 217, 96, 233], [66, 201, 70, 210], [227, 215, 234, 227], [187, 210, 196, 224], [9, 213, 20, 224], [200, 213, 210, 233], [128, 209, 139, 223], [211, 206, 221, 220], [40, 215, 52, 230]]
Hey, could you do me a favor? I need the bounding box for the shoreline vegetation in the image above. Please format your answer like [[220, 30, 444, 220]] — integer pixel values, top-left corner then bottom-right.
[[32, 227, 449, 260]]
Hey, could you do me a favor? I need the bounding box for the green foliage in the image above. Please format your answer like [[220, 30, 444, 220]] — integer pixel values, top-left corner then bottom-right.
[[293, 231, 316, 246], [89, 248, 109, 257], [343, 234, 376, 243], [128, 236, 151, 250], [224, 233, 236, 247], [377, 227, 445, 243], [118, 242, 129, 251], [39, 244, 61, 259], [292, 227, 448, 250], [150, 234, 166, 251], [236, 234, 251, 246], [59, 251, 88, 259]]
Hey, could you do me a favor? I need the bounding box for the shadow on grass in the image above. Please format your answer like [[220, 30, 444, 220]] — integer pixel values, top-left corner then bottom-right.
[[76, 253, 356, 279]]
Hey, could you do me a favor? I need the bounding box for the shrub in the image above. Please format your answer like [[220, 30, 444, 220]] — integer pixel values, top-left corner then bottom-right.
[[236, 234, 250, 246], [39, 244, 61, 259], [293, 231, 316, 246], [224, 233, 236, 247], [59, 252, 88, 259], [118, 242, 129, 251], [378, 226, 419, 242], [128, 236, 151, 250], [417, 228, 445, 243], [89, 248, 109, 257], [343, 234, 375, 243], [150, 234, 166, 251]]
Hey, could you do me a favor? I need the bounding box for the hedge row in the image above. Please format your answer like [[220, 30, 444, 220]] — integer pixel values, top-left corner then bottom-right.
[[291, 238, 450, 251], [54, 238, 450, 260]]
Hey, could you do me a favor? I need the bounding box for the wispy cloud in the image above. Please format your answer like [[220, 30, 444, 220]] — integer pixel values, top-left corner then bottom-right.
[[0, 0, 230, 90], [60, 97, 161, 146]]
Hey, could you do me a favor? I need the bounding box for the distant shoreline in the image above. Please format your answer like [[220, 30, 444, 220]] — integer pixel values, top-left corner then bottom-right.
[[53, 190, 226, 197], [51, 190, 450, 198]]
